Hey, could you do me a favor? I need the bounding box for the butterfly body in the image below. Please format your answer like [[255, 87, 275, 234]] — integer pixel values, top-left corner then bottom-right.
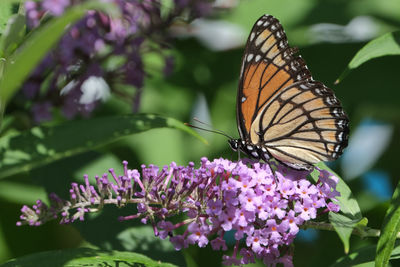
[[232, 14, 349, 170], [228, 138, 271, 161]]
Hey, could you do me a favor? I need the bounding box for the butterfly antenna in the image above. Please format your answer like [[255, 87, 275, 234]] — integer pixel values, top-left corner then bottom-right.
[[185, 118, 234, 140], [193, 118, 235, 139], [193, 117, 233, 139], [185, 123, 233, 139]]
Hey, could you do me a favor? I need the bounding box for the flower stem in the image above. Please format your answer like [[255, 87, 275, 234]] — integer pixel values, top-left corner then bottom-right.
[[302, 221, 400, 238]]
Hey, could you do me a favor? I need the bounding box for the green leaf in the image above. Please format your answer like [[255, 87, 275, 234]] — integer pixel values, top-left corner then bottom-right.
[[0, 1, 119, 121], [0, 247, 177, 267], [0, 14, 26, 59], [315, 162, 362, 219], [116, 226, 186, 266], [0, 0, 23, 5], [315, 162, 363, 253], [0, 1, 13, 34], [331, 242, 400, 267], [336, 31, 400, 83], [0, 181, 47, 204], [0, 114, 207, 180], [160, 0, 174, 19], [376, 179, 400, 267], [328, 212, 366, 254]]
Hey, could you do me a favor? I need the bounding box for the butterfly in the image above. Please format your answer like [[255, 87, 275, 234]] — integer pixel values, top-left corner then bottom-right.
[[228, 14, 349, 171]]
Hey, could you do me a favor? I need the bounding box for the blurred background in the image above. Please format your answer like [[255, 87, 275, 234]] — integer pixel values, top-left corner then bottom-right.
[[1, 0, 400, 266]]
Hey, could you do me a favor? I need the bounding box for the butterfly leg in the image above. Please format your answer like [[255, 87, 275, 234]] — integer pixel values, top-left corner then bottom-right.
[[270, 160, 280, 185]]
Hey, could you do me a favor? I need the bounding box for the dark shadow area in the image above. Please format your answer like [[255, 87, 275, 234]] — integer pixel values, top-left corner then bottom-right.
[[1, 248, 98, 267]]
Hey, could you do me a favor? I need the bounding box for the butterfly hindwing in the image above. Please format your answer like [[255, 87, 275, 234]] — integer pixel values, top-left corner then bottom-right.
[[236, 14, 349, 170], [253, 80, 349, 167]]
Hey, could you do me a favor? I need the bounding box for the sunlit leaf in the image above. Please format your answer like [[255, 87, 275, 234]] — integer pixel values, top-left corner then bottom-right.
[[0, 114, 207, 180], [0, 181, 47, 204], [315, 162, 362, 219], [0, 14, 26, 59], [314, 162, 363, 253], [116, 226, 186, 266], [329, 213, 367, 254], [0, 1, 13, 34], [331, 242, 400, 267], [376, 180, 400, 267], [0, 247, 177, 267], [336, 31, 400, 83]]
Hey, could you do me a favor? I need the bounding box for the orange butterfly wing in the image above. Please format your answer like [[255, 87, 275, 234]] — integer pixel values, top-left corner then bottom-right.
[[236, 15, 349, 169]]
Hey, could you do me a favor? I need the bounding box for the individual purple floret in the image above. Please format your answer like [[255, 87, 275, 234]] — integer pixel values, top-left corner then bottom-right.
[[17, 158, 340, 266], [42, 0, 70, 16]]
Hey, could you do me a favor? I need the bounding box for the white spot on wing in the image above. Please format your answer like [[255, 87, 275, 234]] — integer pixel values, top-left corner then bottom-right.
[[283, 51, 289, 57], [240, 62, 245, 76], [255, 55, 261, 62], [250, 32, 255, 41], [337, 120, 347, 128], [241, 96, 247, 103], [326, 97, 333, 105], [338, 132, 344, 141], [333, 108, 339, 116], [300, 84, 308, 90], [247, 53, 254, 62]]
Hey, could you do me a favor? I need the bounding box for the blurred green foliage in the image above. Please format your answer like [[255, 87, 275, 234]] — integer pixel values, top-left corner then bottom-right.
[[1, 0, 400, 266]]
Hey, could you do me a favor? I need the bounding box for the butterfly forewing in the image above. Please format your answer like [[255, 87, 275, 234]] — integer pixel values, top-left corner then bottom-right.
[[237, 15, 311, 140], [236, 14, 349, 170]]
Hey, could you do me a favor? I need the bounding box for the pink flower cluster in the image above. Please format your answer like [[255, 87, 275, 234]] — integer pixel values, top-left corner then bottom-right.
[[17, 158, 340, 266], [155, 158, 340, 266]]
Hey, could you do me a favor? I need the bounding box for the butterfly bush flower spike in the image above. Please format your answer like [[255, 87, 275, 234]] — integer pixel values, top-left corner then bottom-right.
[[18, 158, 340, 266]]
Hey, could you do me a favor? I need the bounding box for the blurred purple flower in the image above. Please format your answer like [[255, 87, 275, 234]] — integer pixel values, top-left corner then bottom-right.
[[21, 0, 220, 123], [32, 102, 53, 123], [18, 158, 340, 266], [42, 0, 70, 16], [25, 1, 42, 28], [22, 81, 41, 99]]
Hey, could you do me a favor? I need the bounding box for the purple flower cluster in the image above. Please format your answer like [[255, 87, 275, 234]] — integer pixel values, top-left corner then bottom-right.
[[17, 158, 340, 266], [22, 0, 216, 123]]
